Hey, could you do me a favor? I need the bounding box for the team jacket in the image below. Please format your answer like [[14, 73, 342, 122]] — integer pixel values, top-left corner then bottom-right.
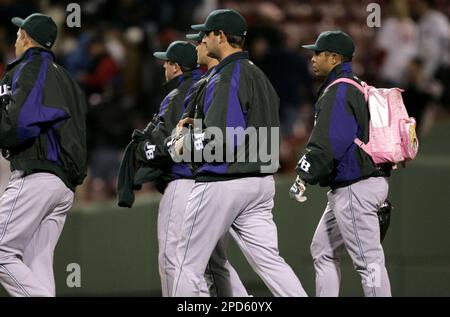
[[188, 51, 280, 182], [117, 129, 164, 207], [117, 69, 203, 204], [296, 62, 387, 188], [180, 67, 215, 120], [134, 69, 203, 185], [0, 47, 87, 191]]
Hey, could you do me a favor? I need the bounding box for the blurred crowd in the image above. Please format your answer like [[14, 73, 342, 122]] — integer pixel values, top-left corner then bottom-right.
[[0, 0, 449, 202]]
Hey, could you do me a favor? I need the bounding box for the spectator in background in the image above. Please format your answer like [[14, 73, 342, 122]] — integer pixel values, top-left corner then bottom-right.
[[409, 0, 450, 134], [403, 58, 432, 134], [414, 0, 450, 111], [413, 0, 450, 81], [81, 35, 124, 201], [60, 33, 93, 78], [375, 0, 418, 87], [247, 26, 313, 171], [248, 27, 313, 138], [79, 35, 120, 96]]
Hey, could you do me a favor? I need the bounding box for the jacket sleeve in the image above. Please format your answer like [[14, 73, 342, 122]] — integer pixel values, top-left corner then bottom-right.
[[180, 82, 201, 120], [296, 83, 358, 185], [117, 140, 139, 208], [135, 93, 183, 167], [0, 58, 69, 148]]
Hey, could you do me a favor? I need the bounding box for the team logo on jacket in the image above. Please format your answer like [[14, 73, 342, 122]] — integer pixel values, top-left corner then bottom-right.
[[193, 132, 205, 151], [0, 84, 11, 97], [298, 155, 311, 173], [0, 84, 11, 109], [144, 142, 156, 160]]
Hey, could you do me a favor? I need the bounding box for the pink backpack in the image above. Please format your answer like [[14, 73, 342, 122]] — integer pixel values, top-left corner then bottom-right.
[[326, 78, 419, 168]]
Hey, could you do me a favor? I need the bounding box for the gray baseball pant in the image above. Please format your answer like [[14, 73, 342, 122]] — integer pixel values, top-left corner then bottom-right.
[[157, 179, 247, 297], [0, 171, 74, 297], [172, 176, 307, 297], [311, 177, 391, 297]]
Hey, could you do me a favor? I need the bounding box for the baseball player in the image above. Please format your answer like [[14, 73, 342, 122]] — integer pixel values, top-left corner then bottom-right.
[[0, 13, 87, 296], [169, 9, 307, 297], [128, 40, 248, 297], [184, 32, 253, 297], [290, 31, 392, 296]]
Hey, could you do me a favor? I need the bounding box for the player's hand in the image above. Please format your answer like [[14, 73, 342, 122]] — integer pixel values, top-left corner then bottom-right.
[[173, 134, 185, 156], [289, 176, 307, 203], [176, 118, 194, 135]]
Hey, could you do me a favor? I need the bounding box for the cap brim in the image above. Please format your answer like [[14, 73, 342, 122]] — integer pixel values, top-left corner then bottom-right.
[[191, 24, 209, 32], [186, 33, 202, 41], [302, 44, 320, 51], [153, 52, 169, 60], [11, 17, 25, 27]]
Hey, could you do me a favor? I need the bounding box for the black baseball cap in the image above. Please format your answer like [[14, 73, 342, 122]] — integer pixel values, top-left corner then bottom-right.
[[191, 9, 247, 37], [153, 41, 198, 68], [186, 32, 204, 42], [12, 13, 57, 49], [302, 31, 355, 57]]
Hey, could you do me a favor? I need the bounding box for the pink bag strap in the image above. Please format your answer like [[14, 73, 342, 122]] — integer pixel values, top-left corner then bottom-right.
[[325, 78, 368, 102]]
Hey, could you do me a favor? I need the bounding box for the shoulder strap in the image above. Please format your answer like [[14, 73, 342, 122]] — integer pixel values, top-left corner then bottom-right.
[[325, 77, 371, 152], [325, 78, 368, 102]]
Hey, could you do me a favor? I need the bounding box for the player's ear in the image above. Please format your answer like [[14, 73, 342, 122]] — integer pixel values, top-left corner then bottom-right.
[[218, 30, 225, 44], [331, 53, 339, 66], [21, 29, 31, 46], [334, 53, 344, 65]]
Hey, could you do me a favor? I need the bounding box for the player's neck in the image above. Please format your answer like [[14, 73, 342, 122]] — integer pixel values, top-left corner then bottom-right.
[[218, 47, 242, 62], [207, 60, 219, 70]]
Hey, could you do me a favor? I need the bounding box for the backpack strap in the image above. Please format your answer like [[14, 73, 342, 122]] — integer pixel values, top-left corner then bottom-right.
[[354, 137, 372, 156], [325, 77, 369, 102], [326, 77, 371, 155]]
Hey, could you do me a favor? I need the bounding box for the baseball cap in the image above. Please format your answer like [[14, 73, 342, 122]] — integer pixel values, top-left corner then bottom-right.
[[302, 31, 355, 58], [153, 41, 198, 68], [12, 13, 57, 49], [191, 9, 247, 37], [186, 32, 204, 42]]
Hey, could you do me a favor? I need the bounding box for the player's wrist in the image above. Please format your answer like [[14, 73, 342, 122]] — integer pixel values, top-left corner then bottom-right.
[[295, 176, 306, 187]]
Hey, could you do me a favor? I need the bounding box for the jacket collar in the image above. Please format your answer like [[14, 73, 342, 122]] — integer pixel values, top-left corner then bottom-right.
[[209, 51, 249, 77], [180, 68, 204, 83], [162, 68, 203, 94], [318, 62, 353, 96], [7, 47, 55, 71]]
